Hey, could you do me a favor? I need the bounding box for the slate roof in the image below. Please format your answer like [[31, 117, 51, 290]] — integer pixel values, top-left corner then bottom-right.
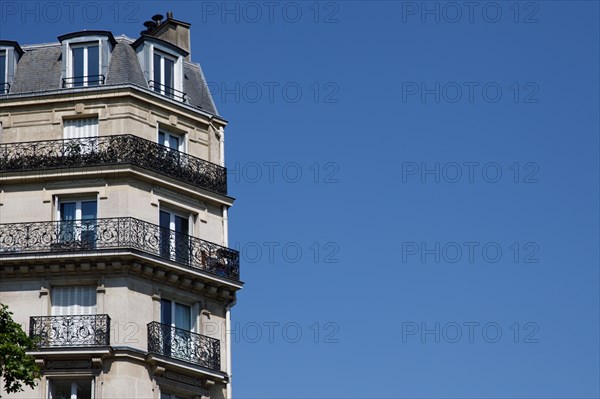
[[6, 36, 219, 116], [11, 45, 62, 94]]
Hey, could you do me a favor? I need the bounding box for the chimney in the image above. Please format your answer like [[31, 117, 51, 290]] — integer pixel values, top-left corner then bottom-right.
[[144, 11, 191, 61]]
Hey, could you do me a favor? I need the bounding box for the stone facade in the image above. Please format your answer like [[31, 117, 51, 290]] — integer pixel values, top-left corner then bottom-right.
[[0, 12, 241, 399]]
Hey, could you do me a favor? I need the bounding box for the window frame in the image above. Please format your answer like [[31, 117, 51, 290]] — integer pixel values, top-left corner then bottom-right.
[[51, 286, 97, 316], [153, 49, 177, 97], [55, 196, 98, 246], [159, 206, 193, 264], [68, 41, 101, 87], [47, 376, 95, 399], [160, 298, 192, 331], [158, 128, 186, 153]]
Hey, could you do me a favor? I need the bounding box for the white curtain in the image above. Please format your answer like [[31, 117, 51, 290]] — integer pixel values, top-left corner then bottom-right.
[[51, 286, 97, 316], [63, 118, 98, 139]]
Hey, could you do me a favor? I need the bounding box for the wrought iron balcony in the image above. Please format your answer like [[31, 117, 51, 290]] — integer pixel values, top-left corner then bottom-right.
[[0, 134, 228, 195], [62, 74, 106, 88], [148, 80, 187, 102], [29, 314, 111, 348], [0, 217, 240, 280], [148, 321, 220, 371]]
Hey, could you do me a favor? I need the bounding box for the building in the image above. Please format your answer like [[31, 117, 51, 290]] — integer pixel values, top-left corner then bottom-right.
[[0, 11, 242, 399]]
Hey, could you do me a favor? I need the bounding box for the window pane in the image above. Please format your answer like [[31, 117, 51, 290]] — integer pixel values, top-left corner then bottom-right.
[[0, 52, 6, 85], [81, 201, 97, 248], [72, 47, 84, 87], [175, 303, 191, 330], [174, 215, 189, 264], [164, 57, 174, 97], [174, 215, 188, 235], [160, 211, 171, 230], [81, 201, 97, 220], [161, 299, 172, 325], [60, 203, 76, 221], [153, 53, 161, 92], [158, 132, 165, 146], [49, 379, 91, 399], [87, 45, 99, 84], [168, 135, 179, 151], [159, 211, 171, 258]]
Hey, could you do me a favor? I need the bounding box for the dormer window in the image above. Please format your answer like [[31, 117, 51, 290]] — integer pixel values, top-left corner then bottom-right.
[[133, 36, 187, 102], [58, 31, 116, 89], [0, 40, 24, 94]]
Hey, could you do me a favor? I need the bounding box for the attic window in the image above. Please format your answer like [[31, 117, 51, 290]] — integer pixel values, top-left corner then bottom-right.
[[133, 36, 187, 103], [58, 31, 115, 89], [0, 41, 23, 94]]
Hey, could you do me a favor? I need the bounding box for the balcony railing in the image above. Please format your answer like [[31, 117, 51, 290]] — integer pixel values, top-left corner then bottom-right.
[[0, 134, 228, 195], [29, 314, 111, 348], [148, 80, 187, 102], [147, 321, 220, 371], [0, 217, 240, 280], [62, 74, 106, 88]]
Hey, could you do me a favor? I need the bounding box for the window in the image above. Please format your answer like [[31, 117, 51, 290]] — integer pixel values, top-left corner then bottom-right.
[[0, 42, 23, 94], [59, 32, 114, 89], [64, 118, 98, 139], [161, 299, 191, 330], [58, 198, 97, 248], [48, 378, 93, 399], [63, 118, 98, 155], [133, 36, 186, 102], [161, 299, 192, 359], [158, 130, 184, 152], [160, 209, 190, 264], [51, 286, 97, 316], [153, 50, 176, 98], [68, 42, 100, 87]]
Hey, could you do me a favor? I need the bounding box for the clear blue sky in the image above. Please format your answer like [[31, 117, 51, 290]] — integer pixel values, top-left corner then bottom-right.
[[1, 1, 599, 398]]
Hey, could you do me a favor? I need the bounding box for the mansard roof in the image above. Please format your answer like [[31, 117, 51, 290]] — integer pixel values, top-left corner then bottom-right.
[[2, 35, 218, 116]]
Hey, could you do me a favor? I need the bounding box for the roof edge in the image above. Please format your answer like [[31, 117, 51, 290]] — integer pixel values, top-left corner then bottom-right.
[[58, 30, 117, 46], [0, 40, 25, 56], [131, 35, 189, 57]]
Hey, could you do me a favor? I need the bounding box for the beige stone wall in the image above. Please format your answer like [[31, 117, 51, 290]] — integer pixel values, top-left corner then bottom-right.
[[1, 74, 234, 399], [0, 91, 224, 165], [0, 274, 230, 375], [0, 176, 226, 245]]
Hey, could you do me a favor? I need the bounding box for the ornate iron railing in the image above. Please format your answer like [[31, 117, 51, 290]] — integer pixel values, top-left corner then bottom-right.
[[29, 314, 111, 348], [0, 217, 240, 280], [62, 74, 106, 88], [148, 80, 187, 102], [0, 134, 228, 195], [147, 321, 220, 371]]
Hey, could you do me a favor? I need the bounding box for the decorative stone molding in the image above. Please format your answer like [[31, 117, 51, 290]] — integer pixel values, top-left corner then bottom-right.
[[45, 360, 93, 370], [153, 365, 166, 377], [92, 357, 103, 368]]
